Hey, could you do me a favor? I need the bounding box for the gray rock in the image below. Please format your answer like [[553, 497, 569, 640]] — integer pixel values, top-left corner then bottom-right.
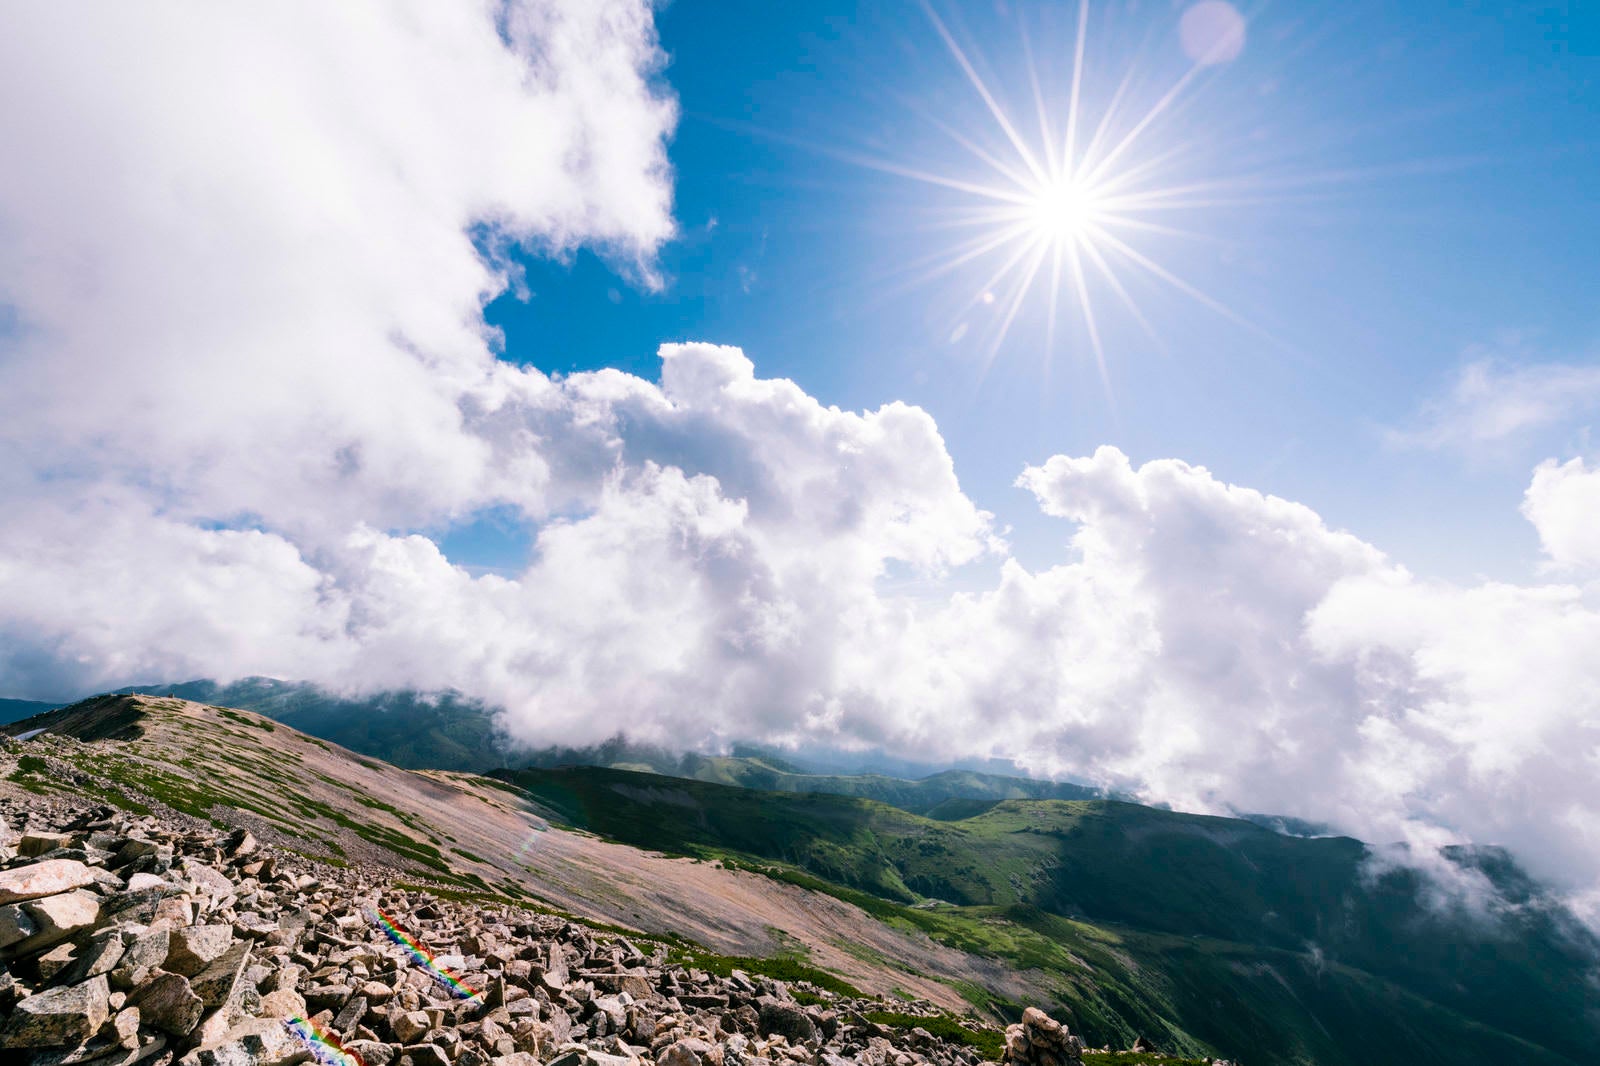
[[9, 890, 101, 957], [0, 975, 110, 1048], [128, 971, 205, 1036], [348, 1040, 399, 1066], [757, 997, 816, 1045], [18, 833, 73, 858], [258, 988, 307, 1019], [394, 1010, 432, 1044], [166, 925, 234, 977], [110, 928, 170, 990], [190, 941, 252, 1009], [0, 902, 37, 949], [659, 1038, 712, 1066], [35, 941, 78, 982], [334, 994, 369, 1034], [56, 927, 126, 986], [347, 1041, 399, 1066], [182, 1016, 304, 1066], [400, 1044, 451, 1066]]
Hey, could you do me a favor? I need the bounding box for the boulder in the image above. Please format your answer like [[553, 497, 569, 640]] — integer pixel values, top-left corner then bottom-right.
[[110, 927, 171, 990], [0, 902, 37, 949], [400, 1044, 452, 1066], [756, 998, 816, 1045], [128, 971, 205, 1036], [0, 975, 110, 1048], [10, 889, 101, 956], [394, 1010, 433, 1044], [181, 1016, 305, 1066], [18, 832, 73, 858], [35, 941, 79, 981], [258, 989, 307, 1019], [0, 859, 96, 904], [1002, 1007, 1083, 1066], [659, 1037, 714, 1066], [57, 926, 126, 985], [166, 925, 235, 977], [190, 941, 252, 1009]]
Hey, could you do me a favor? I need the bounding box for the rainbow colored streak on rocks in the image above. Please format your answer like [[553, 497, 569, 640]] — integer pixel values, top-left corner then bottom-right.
[[368, 907, 483, 1001], [285, 1015, 366, 1066]]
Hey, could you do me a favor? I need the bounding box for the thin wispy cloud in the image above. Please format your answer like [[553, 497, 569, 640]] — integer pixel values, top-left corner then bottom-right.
[[1388, 358, 1600, 453]]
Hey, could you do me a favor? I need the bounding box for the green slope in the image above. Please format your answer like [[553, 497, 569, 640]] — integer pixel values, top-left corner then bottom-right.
[[118, 678, 504, 770], [677, 754, 1102, 813], [497, 765, 1599, 1066]]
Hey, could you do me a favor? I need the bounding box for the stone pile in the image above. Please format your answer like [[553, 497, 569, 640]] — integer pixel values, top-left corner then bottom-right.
[[0, 796, 1015, 1066], [1000, 1008, 1083, 1066]]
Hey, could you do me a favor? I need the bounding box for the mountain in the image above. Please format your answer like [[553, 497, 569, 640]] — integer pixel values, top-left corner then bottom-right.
[[499, 764, 1600, 1066], [115, 678, 505, 771], [108, 679, 1107, 815], [0, 697, 62, 725], [675, 755, 1102, 815], [0, 694, 1044, 1011]]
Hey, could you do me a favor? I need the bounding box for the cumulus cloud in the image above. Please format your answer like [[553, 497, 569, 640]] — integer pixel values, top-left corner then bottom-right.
[[2, 1, 1600, 921], [1388, 358, 1600, 453], [0, 0, 676, 542], [1523, 457, 1600, 570]]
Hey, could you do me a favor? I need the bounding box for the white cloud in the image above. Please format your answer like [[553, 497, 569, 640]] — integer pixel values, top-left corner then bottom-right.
[[0, 0, 676, 541], [2, 0, 1600, 923], [1523, 457, 1600, 570], [1388, 358, 1600, 453]]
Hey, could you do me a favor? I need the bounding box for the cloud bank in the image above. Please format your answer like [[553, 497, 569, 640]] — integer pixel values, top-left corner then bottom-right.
[[2, 3, 1599, 918]]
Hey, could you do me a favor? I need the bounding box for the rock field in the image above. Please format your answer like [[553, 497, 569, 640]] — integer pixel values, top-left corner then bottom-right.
[[0, 795, 1119, 1066]]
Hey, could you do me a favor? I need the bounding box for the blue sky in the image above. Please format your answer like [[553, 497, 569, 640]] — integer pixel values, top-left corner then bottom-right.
[[475, 0, 1598, 582]]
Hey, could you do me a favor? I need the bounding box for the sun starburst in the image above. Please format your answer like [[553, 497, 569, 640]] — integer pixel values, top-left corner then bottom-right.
[[875, 0, 1269, 394]]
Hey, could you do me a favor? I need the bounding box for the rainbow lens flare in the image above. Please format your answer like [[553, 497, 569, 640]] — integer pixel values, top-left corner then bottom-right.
[[367, 907, 483, 1001], [285, 1015, 366, 1066]]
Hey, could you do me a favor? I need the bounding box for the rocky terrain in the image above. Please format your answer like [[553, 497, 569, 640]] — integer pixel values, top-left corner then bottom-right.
[[0, 696, 1036, 1015], [0, 795, 1196, 1066]]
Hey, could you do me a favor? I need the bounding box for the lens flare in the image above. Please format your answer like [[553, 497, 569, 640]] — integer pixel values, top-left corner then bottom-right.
[[368, 907, 483, 1001], [285, 1015, 366, 1066], [850, 0, 1284, 393]]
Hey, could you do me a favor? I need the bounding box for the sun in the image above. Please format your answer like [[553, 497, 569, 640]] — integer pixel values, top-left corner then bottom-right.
[[1025, 178, 1103, 244], [855, 0, 1267, 392]]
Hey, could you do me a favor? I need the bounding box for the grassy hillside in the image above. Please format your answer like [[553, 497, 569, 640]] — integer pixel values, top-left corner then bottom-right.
[[118, 678, 505, 770], [678, 754, 1102, 813], [116, 680, 1107, 816], [499, 764, 1600, 1066]]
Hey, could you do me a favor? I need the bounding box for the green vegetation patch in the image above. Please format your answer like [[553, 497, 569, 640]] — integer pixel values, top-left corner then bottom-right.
[[216, 708, 275, 732], [863, 1011, 1005, 1061], [671, 948, 862, 998]]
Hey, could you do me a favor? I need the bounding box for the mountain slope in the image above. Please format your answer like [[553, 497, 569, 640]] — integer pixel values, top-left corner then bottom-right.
[[116, 678, 505, 771], [113, 679, 1106, 814], [500, 764, 1600, 1066], [677, 755, 1102, 813], [0, 694, 1039, 1011]]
